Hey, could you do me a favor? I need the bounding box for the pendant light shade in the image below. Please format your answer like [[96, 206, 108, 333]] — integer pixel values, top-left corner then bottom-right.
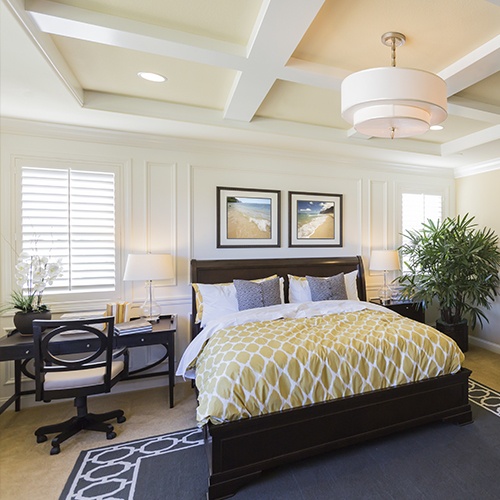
[[341, 32, 448, 139]]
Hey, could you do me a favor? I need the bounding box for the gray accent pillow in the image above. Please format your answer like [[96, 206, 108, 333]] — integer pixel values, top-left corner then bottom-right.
[[306, 274, 347, 301], [233, 277, 282, 311]]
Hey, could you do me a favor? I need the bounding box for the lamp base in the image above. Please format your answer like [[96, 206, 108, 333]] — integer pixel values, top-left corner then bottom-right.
[[141, 281, 161, 324], [378, 285, 393, 305], [141, 314, 160, 324]]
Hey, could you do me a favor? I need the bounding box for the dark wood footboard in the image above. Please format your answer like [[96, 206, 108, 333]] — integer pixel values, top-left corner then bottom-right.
[[205, 368, 472, 500]]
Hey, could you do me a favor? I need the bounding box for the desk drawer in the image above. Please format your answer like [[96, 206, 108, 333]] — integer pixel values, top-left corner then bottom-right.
[[116, 332, 172, 348]]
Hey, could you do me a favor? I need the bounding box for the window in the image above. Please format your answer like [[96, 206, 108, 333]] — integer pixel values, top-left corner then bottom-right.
[[400, 192, 442, 272], [20, 166, 116, 295], [401, 193, 442, 237]]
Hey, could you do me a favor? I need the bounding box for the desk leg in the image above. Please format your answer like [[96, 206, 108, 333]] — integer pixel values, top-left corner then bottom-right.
[[14, 359, 22, 411], [169, 336, 175, 408]]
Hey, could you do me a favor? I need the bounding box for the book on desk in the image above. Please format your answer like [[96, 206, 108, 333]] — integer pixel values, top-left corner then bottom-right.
[[114, 318, 153, 335]]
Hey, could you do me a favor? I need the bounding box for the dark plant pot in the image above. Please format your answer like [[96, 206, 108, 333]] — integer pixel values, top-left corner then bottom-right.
[[436, 318, 468, 352], [14, 310, 52, 335]]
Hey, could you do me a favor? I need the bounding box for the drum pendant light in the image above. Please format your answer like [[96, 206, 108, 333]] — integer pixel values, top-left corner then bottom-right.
[[341, 32, 447, 139]]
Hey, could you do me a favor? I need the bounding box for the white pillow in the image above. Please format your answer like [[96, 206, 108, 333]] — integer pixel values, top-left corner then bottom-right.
[[193, 276, 284, 327], [288, 270, 359, 303], [193, 282, 238, 327]]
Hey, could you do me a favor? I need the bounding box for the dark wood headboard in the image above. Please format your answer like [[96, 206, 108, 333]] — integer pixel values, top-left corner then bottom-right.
[[190, 256, 366, 337]]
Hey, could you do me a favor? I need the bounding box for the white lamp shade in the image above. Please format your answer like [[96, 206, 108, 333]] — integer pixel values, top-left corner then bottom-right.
[[123, 254, 174, 281], [370, 250, 400, 271], [341, 67, 447, 138]]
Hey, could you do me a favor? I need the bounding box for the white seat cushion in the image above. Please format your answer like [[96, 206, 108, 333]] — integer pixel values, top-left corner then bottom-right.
[[44, 360, 125, 391]]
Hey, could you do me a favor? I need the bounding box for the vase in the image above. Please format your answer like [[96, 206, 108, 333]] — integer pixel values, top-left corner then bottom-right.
[[14, 310, 52, 335]]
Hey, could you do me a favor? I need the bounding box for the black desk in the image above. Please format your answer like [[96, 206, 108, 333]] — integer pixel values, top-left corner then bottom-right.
[[0, 316, 176, 414]]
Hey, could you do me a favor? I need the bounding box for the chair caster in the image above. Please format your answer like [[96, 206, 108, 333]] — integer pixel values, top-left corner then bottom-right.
[[50, 445, 60, 455], [107, 431, 117, 440], [117, 415, 126, 424], [37, 435, 48, 443]]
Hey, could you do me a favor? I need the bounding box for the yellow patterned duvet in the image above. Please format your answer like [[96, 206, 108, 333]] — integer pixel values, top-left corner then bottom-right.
[[194, 308, 464, 425]]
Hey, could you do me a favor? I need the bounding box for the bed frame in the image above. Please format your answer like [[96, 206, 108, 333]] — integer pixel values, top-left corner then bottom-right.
[[190, 256, 472, 500]]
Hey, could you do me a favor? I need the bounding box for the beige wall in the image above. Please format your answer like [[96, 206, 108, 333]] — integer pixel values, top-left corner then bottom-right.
[[456, 170, 500, 350]]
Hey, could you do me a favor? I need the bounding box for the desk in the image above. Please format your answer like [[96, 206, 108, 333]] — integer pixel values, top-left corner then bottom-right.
[[0, 316, 176, 414]]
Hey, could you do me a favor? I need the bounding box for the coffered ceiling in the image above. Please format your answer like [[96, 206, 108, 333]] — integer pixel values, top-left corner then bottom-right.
[[1, 0, 500, 171]]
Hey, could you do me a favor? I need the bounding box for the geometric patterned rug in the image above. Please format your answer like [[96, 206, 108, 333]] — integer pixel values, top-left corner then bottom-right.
[[60, 379, 500, 500], [468, 379, 500, 417]]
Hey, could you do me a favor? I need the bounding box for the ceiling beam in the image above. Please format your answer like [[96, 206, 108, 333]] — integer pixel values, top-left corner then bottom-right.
[[448, 96, 500, 124], [439, 35, 500, 96], [25, 0, 246, 69], [4, 0, 83, 105], [441, 124, 500, 156], [223, 0, 325, 122], [279, 58, 349, 91]]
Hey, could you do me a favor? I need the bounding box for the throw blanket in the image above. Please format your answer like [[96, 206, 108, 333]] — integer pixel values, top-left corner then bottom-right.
[[176, 301, 464, 426]]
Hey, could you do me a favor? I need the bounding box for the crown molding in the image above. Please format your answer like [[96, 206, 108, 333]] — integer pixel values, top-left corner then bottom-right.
[[454, 157, 500, 178], [1, 117, 456, 178]]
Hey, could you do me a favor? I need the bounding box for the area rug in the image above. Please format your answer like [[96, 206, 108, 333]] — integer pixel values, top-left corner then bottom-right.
[[61, 379, 500, 500]]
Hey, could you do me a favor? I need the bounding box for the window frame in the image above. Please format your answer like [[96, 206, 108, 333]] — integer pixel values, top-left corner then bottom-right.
[[13, 156, 126, 311]]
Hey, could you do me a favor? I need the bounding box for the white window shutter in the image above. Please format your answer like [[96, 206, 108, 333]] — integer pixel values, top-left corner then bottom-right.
[[21, 167, 116, 294]]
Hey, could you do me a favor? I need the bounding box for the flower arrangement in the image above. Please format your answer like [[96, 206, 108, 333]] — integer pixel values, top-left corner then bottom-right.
[[5, 252, 63, 313]]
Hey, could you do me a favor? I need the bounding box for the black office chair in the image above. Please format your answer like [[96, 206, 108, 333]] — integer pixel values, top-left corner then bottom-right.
[[32, 316, 128, 455]]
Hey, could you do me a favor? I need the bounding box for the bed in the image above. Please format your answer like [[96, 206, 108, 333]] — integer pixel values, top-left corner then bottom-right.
[[181, 256, 472, 499]]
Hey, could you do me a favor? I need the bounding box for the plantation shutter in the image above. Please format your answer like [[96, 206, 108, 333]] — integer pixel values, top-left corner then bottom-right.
[[401, 192, 442, 272], [401, 193, 442, 236], [20, 166, 116, 294]]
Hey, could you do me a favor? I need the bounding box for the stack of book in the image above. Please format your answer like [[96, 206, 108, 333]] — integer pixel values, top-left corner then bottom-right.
[[114, 318, 153, 335]]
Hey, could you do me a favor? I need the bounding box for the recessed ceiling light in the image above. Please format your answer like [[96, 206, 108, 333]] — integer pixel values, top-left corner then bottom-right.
[[430, 125, 444, 131], [138, 72, 167, 83]]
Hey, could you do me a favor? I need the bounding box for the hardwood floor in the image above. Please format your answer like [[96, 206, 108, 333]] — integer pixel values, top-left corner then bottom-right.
[[462, 343, 500, 391], [0, 346, 498, 500]]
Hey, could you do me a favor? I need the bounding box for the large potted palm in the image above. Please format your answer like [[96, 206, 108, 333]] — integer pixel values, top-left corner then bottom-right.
[[396, 214, 500, 352]]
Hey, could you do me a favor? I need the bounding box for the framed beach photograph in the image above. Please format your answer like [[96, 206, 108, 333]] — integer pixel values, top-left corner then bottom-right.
[[217, 187, 281, 248], [288, 191, 343, 247]]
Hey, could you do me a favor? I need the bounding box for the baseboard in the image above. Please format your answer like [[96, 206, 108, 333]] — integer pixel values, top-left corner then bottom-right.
[[468, 335, 500, 354]]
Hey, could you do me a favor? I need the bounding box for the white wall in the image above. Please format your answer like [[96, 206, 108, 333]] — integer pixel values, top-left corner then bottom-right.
[[456, 169, 500, 353], [0, 120, 458, 404]]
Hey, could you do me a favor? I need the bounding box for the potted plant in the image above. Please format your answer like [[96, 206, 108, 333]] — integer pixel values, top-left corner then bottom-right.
[[396, 214, 500, 352], [1, 251, 63, 335]]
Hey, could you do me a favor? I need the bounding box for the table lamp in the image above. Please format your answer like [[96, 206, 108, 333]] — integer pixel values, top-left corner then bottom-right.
[[370, 250, 400, 305], [123, 253, 174, 323]]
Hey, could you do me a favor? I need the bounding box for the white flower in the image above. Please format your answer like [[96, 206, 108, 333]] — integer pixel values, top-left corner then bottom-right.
[[10, 252, 64, 312]]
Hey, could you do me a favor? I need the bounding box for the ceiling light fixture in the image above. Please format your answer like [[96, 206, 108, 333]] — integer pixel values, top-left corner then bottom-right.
[[138, 72, 167, 83], [341, 32, 447, 139]]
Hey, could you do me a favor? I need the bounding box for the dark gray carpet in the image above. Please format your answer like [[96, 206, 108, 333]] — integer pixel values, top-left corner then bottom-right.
[[61, 380, 500, 500]]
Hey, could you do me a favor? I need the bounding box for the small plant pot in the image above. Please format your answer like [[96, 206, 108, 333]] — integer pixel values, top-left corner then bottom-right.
[[14, 310, 52, 335], [436, 319, 468, 352]]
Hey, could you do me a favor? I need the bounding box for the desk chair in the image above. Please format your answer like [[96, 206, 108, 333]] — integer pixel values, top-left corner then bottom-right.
[[32, 316, 128, 455]]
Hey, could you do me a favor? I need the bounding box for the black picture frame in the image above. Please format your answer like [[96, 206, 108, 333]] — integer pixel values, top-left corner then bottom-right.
[[288, 191, 343, 247], [217, 187, 281, 248]]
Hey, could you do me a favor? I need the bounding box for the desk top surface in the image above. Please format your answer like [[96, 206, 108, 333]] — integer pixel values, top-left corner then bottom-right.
[[0, 316, 176, 356]]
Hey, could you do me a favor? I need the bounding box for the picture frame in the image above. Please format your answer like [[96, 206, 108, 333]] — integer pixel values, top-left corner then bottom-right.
[[288, 191, 343, 247], [217, 187, 281, 248]]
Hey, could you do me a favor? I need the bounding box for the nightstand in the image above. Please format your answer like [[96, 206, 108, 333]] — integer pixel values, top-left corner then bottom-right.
[[371, 299, 425, 323]]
